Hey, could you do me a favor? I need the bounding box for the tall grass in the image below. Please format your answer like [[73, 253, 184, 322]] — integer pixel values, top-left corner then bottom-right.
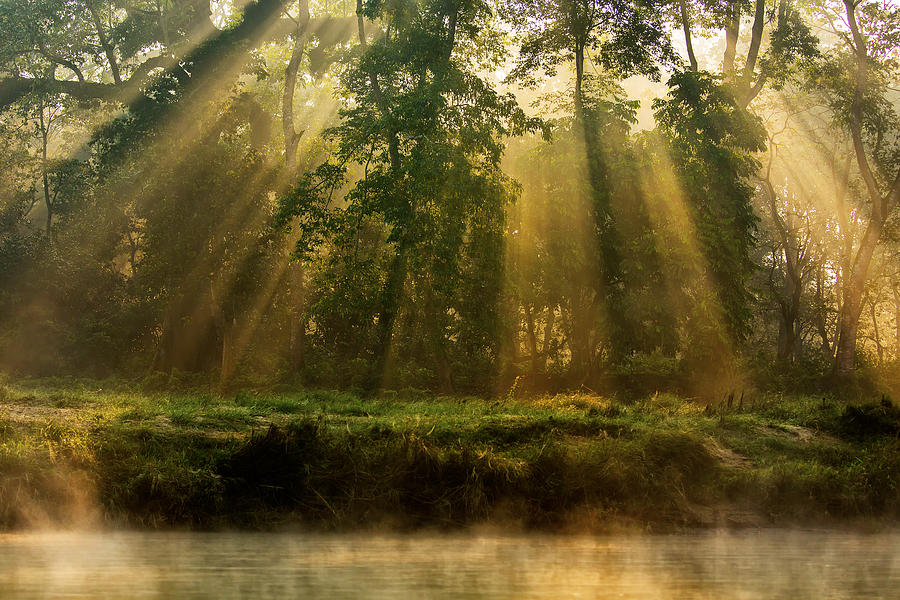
[[0, 379, 897, 530]]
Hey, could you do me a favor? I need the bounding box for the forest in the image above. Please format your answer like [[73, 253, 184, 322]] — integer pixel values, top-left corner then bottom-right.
[[0, 0, 898, 401]]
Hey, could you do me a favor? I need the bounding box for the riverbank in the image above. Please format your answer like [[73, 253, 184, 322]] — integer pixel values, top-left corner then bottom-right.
[[1, 379, 898, 531]]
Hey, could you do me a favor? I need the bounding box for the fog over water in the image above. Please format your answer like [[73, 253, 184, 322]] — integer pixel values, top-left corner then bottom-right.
[[0, 530, 897, 599]]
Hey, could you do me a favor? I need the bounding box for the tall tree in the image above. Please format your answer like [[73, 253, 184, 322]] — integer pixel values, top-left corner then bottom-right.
[[653, 70, 767, 359], [814, 0, 900, 375], [280, 0, 536, 390], [504, 0, 673, 371]]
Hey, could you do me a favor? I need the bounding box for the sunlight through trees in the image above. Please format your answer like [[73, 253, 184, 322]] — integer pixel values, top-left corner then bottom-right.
[[0, 0, 898, 397]]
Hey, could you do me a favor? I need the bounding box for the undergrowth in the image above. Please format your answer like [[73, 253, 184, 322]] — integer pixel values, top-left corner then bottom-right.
[[0, 380, 898, 530]]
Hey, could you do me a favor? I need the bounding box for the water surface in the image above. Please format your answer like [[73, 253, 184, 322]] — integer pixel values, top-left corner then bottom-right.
[[0, 529, 897, 598]]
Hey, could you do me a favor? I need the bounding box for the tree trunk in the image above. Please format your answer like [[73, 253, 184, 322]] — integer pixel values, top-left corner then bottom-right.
[[785, 242, 803, 363], [776, 255, 803, 364], [370, 246, 408, 389], [833, 0, 900, 375], [356, 0, 409, 391], [421, 276, 453, 393], [524, 304, 539, 375], [777, 306, 796, 364], [282, 0, 310, 175], [39, 109, 53, 244], [761, 157, 804, 364], [287, 262, 306, 373], [87, 0, 122, 84], [871, 299, 883, 364], [281, 3, 311, 379], [743, 0, 765, 74], [815, 267, 832, 357], [150, 308, 174, 374], [211, 281, 237, 389], [835, 297, 863, 375], [894, 285, 900, 360], [539, 306, 555, 372], [678, 0, 698, 71], [723, 2, 740, 78], [568, 294, 595, 380], [573, 43, 585, 121], [220, 316, 237, 389], [834, 223, 881, 375], [573, 35, 623, 349]]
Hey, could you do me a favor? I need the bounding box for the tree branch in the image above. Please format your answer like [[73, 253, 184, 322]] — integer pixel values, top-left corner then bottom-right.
[[843, 0, 885, 220], [0, 0, 293, 111], [356, 0, 400, 171], [741, 71, 767, 109], [283, 0, 310, 173], [723, 1, 741, 77], [87, 0, 122, 84], [743, 0, 766, 83], [0, 77, 120, 107], [678, 0, 698, 71], [36, 42, 85, 82]]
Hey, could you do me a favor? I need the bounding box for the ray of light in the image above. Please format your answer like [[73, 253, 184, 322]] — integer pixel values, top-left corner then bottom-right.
[[633, 137, 746, 395]]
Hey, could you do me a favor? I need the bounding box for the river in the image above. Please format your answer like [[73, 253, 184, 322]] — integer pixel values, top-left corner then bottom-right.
[[0, 529, 897, 598]]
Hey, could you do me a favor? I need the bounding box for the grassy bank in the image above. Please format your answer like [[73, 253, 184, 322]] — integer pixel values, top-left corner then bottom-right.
[[1, 379, 899, 531]]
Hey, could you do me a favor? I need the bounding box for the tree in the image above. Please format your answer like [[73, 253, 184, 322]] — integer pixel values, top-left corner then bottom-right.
[[754, 108, 820, 364], [674, 0, 818, 109], [653, 70, 766, 364], [813, 0, 900, 375], [280, 0, 536, 391], [671, 0, 818, 369], [502, 0, 673, 372]]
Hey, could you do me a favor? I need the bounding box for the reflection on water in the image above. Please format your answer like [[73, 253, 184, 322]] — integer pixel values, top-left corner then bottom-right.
[[0, 529, 897, 599]]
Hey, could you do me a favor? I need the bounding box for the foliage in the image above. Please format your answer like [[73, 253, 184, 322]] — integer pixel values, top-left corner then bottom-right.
[[0, 0, 897, 393], [653, 70, 765, 345], [502, 0, 675, 84], [278, 0, 538, 390]]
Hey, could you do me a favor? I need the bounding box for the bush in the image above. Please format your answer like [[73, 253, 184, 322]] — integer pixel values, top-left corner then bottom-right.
[[839, 402, 900, 439]]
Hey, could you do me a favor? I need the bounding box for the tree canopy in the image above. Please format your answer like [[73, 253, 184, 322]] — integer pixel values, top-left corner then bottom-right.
[[0, 0, 899, 397]]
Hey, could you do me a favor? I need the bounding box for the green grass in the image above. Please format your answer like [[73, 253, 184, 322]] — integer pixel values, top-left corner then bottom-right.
[[0, 380, 897, 531]]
